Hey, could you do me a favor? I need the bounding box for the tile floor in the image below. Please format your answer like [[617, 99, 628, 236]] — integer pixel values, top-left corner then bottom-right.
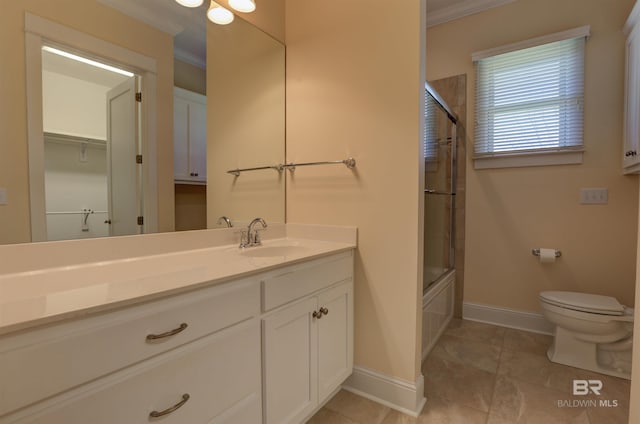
[[307, 319, 631, 424]]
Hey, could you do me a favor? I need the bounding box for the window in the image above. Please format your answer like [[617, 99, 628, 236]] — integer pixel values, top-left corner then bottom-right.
[[424, 89, 438, 163], [473, 27, 589, 168]]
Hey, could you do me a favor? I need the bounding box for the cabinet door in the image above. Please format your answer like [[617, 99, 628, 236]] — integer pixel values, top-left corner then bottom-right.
[[263, 297, 318, 424], [625, 25, 640, 169], [173, 96, 191, 180], [188, 101, 207, 182], [317, 282, 353, 401]]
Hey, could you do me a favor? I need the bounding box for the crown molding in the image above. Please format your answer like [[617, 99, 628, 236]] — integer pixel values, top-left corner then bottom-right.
[[174, 48, 206, 69], [427, 0, 518, 28]]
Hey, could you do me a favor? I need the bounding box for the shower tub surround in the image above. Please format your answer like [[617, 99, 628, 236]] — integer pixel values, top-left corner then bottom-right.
[[0, 224, 356, 423]]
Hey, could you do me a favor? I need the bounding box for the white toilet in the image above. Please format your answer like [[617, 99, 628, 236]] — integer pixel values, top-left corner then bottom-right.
[[539, 291, 634, 380]]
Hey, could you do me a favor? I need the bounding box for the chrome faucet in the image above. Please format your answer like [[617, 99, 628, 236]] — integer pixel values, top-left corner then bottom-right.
[[240, 217, 267, 248], [217, 216, 233, 228]]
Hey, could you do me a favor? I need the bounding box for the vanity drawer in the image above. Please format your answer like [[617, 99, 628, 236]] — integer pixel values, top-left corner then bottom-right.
[[7, 319, 262, 424], [262, 252, 353, 311], [0, 278, 260, 416]]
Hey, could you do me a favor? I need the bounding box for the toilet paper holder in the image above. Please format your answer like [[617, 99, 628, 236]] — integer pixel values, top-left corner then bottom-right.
[[532, 248, 562, 258]]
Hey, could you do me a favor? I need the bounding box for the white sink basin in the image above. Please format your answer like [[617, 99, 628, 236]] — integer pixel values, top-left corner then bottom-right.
[[240, 244, 307, 258]]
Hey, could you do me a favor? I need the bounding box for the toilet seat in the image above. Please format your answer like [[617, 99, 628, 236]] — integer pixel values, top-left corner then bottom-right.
[[539, 291, 624, 316]]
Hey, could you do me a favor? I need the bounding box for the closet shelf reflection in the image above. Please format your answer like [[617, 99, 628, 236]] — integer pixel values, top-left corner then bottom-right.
[[44, 132, 107, 148]]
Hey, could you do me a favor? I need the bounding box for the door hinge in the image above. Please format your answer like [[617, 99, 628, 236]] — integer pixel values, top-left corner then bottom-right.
[[136, 155, 143, 164], [137, 216, 144, 226], [135, 92, 142, 102]]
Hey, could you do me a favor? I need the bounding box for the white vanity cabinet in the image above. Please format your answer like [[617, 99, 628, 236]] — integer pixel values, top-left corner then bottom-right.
[[262, 252, 354, 424], [1, 278, 262, 423], [624, 1, 640, 173], [0, 247, 355, 424], [174, 87, 207, 184], [15, 321, 262, 424]]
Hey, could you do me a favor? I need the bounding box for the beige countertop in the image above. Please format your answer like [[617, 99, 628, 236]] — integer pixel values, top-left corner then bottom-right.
[[0, 224, 357, 336]]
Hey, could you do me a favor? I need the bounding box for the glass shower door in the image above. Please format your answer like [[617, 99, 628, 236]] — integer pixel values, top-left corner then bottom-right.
[[423, 90, 456, 291]]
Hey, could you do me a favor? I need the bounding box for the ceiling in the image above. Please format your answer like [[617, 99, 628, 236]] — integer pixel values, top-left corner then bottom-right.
[[97, 0, 208, 69], [96, 0, 519, 69]]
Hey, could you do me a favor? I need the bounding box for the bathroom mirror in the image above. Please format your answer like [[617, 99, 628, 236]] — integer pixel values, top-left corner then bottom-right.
[[0, 1, 285, 245], [207, 17, 286, 227]]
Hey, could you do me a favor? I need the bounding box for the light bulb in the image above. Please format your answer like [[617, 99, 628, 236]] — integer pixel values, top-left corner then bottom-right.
[[229, 0, 256, 13], [207, 1, 234, 25], [175, 0, 204, 7]]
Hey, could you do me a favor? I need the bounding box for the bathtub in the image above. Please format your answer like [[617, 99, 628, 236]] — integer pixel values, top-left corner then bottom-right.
[[422, 269, 455, 359]]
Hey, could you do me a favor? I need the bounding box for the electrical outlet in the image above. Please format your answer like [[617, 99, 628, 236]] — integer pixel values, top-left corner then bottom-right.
[[0, 188, 6, 205], [580, 188, 608, 205]]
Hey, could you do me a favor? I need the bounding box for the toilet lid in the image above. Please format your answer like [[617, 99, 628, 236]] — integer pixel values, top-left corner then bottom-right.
[[539, 291, 624, 315]]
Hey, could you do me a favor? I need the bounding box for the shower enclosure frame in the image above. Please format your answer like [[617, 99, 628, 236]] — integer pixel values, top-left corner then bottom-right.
[[421, 82, 460, 359], [424, 81, 458, 293]]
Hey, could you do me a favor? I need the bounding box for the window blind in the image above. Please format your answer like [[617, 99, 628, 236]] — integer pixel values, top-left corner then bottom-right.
[[424, 90, 438, 161], [474, 36, 585, 157]]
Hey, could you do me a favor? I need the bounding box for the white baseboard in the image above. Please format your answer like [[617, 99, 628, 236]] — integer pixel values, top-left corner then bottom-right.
[[463, 302, 554, 335], [342, 366, 426, 417]]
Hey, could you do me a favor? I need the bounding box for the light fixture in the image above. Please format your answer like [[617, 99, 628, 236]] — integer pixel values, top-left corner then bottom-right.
[[175, 0, 256, 25], [228, 0, 256, 13], [175, 0, 204, 7], [207, 1, 234, 25], [42, 46, 134, 77]]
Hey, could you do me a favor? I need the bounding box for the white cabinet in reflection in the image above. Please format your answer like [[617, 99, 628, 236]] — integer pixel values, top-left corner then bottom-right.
[[174, 87, 207, 184]]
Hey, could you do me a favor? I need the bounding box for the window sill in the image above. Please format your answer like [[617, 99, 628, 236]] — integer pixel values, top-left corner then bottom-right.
[[473, 150, 583, 170]]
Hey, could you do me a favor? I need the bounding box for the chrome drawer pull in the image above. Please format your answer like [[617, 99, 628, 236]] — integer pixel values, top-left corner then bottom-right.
[[146, 323, 188, 341], [149, 393, 190, 418]]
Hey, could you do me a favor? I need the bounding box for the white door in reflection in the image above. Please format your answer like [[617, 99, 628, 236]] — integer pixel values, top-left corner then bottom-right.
[[106, 78, 141, 236]]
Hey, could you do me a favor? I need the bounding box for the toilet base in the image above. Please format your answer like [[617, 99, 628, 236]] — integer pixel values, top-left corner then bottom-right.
[[548, 327, 631, 380]]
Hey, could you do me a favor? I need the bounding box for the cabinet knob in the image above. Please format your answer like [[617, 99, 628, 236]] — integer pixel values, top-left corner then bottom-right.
[[313, 307, 329, 319], [104, 219, 111, 224]]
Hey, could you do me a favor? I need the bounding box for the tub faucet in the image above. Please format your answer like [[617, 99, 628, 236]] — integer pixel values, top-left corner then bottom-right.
[[241, 217, 267, 248]]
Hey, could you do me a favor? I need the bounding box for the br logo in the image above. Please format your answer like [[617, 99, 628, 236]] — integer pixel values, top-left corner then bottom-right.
[[573, 380, 603, 396]]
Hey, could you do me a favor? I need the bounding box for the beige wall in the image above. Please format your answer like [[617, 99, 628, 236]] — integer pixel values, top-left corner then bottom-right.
[[174, 59, 206, 95], [427, 0, 639, 312], [0, 0, 175, 245], [175, 184, 207, 231], [217, 0, 285, 43], [207, 17, 286, 227], [285, 0, 427, 381]]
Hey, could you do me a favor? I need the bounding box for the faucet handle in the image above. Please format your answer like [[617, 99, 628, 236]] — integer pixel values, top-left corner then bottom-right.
[[253, 229, 263, 245], [240, 230, 249, 248]]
